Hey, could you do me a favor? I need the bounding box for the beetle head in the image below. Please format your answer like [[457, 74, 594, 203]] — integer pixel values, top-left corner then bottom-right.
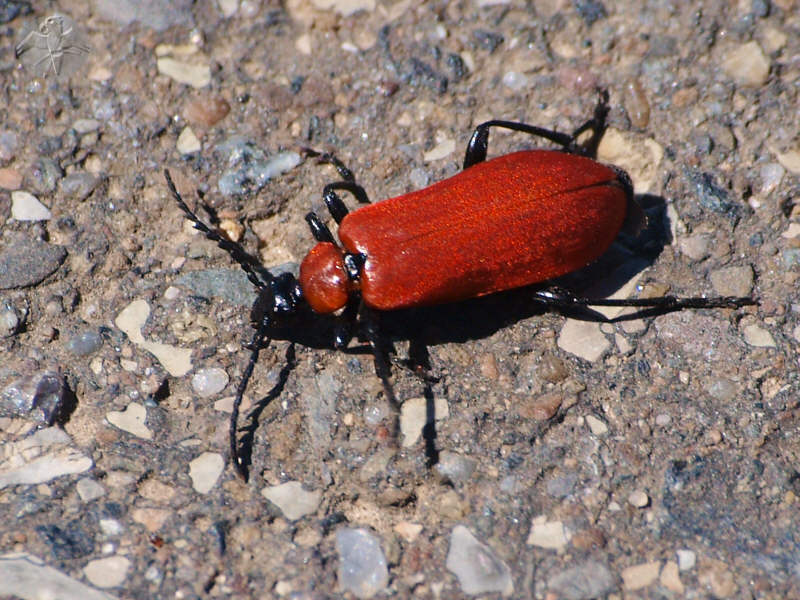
[[251, 271, 303, 326]]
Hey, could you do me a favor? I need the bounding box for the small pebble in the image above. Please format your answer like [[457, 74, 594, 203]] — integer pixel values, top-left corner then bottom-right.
[[335, 528, 389, 599], [177, 127, 201, 154], [627, 490, 650, 508], [678, 233, 711, 261], [175, 268, 257, 307], [131, 507, 171, 532], [30, 158, 63, 194], [446, 525, 513, 596], [219, 218, 243, 242], [558, 320, 609, 362], [516, 392, 562, 421], [218, 0, 238, 17], [188, 452, 224, 494], [742, 323, 775, 348], [538, 354, 568, 383], [76, 478, 106, 502], [83, 556, 131, 588], [526, 518, 568, 550], [585, 414, 608, 436], [65, 329, 103, 355], [106, 402, 153, 440], [261, 481, 321, 520], [11, 191, 51, 221], [0, 129, 18, 161], [621, 561, 661, 591], [184, 95, 230, 127], [156, 57, 211, 88], [0, 166, 23, 190], [408, 167, 429, 189], [98, 518, 123, 536], [624, 79, 650, 128], [502, 70, 529, 90], [655, 413, 671, 426], [773, 148, 800, 175], [434, 451, 478, 483], [759, 162, 784, 195], [138, 479, 176, 502], [72, 119, 100, 134], [546, 472, 577, 498], [547, 560, 615, 599], [707, 377, 737, 402], [660, 560, 684, 594], [311, 0, 376, 17], [597, 128, 663, 194], [423, 138, 455, 162], [115, 299, 193, 376], [0, 301, 22, 337], [393, 521, 423, 543], [399, 396, 449, 447], [191, 368, 229, 397], [60, 172, 100, 200], [698, 562, 737, 597], [710, 265, 754, 297], [676, 549, 696, 571], [721, 41, 769, 87], [1, 371, 65, 425]]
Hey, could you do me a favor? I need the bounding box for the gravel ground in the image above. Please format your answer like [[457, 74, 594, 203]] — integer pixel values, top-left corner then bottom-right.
[[1, 1, 799, 599]]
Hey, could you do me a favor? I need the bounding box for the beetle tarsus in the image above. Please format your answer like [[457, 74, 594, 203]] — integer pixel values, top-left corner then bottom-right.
[[300, 147, 357, 182]]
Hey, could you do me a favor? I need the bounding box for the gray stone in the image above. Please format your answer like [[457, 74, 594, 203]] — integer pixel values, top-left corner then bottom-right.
[[547, 560, 616, 599], [446, 525, 513, 596], [335, 528, 388, 599], [0, 239, 66, 289]]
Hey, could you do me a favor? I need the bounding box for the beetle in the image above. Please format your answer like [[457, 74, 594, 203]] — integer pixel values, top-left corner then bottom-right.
[[165, 93, 755, 480]]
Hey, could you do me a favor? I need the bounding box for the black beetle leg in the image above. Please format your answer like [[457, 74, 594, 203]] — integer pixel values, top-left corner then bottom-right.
[[304, 212, 336, 244], [322, 182, 371, 223], [462, 90, 610, 168], [532, 286, 757, 322], [333, 299, 360, 350]]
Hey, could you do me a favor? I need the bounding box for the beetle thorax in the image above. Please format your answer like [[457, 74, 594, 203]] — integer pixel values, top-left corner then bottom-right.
[[299, 242, 351, 314]]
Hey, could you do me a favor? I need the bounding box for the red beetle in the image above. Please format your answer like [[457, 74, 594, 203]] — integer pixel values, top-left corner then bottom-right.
[[166, 94, 754, 480]]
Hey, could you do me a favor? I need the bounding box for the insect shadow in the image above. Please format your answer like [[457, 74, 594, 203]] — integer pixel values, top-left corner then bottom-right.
[[234, 191, 675, 475], [166, 92, 753, 481]]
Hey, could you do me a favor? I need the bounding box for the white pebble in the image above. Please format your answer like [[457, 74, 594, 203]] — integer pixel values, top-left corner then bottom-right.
[[188, 452, 224, 494], [11, 191, 51, 221], [191, 368, 229, 397], [261, 481, 321, 520]]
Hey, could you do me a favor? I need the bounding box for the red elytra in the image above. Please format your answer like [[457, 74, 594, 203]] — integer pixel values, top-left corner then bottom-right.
[[299, 150, 628, 313]]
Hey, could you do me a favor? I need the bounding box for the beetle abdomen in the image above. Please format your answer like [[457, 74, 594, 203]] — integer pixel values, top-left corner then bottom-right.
[[338, 150, 628, 311]]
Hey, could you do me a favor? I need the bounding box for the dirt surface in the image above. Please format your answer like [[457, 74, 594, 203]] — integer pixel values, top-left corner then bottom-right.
[[1, 0, 799, 598]]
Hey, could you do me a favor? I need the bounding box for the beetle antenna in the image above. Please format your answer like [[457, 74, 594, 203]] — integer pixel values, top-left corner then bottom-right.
[[165, 170, 274, 291]]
